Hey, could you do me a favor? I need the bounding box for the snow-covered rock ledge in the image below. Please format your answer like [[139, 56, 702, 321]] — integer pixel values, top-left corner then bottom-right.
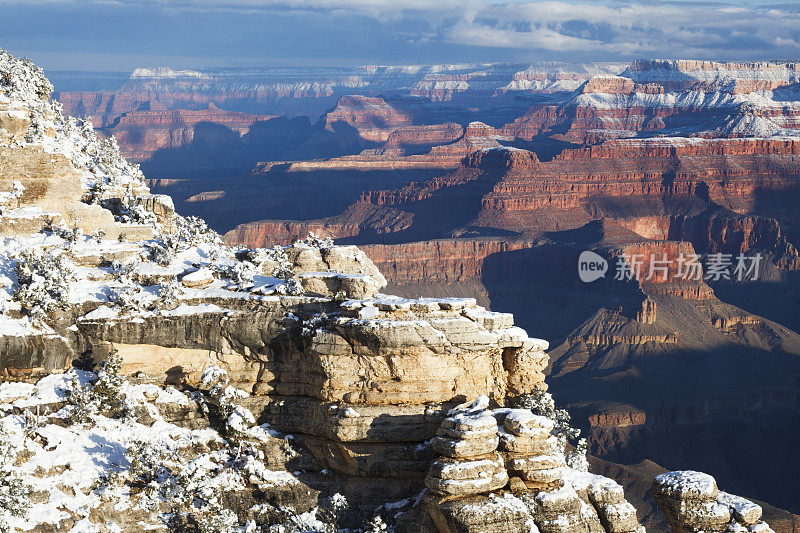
[[653, 470, 774, 533]]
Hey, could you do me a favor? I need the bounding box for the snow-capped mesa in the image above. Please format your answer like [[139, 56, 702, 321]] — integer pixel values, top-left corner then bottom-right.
[[505, 58, 800, 145]]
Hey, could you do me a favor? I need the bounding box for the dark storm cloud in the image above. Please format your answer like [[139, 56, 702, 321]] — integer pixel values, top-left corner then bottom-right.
[[1, 0, 798, 70]]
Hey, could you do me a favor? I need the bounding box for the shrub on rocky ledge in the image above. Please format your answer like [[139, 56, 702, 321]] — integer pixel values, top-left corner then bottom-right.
[[126, 439, 178, 496], [516, 389, 588, 471], [13, 248, 75, 324], [66, 350, 126, 423], [0, 427, 32, 533], [93, 349, 126, 416]]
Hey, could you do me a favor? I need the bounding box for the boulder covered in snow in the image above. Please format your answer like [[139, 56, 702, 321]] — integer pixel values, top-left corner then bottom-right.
[[500, 409, 565, 491], [422, 395, 648, 532], [653, 470, 773, 533], [181, 267, 214, 288], [426, 398, 507, 496]]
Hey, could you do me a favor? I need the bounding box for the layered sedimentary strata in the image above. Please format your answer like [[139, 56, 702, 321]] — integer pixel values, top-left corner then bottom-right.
[[471, 140, 800, 216], [1, 104, 559, 518], [100, 104, 277, 162], [53, 62, 622, 178], [54, 62, 623, 124], [261, 152, 462, 173], [124, 57, 800, 528], [500, 409, 566, 491], [3, 225, 569, 525], [212, 60, 800, 257], [316, 141, 800, 267], [502, 59, 800, 144], [57, 61, 599, 166], [3, 52, 570, 528], [223, 202, 415, 247], [153, 60, 800, 255], [495, 62, 625, 95], [0, 146, 112, 233], [243, 119, 513, 180], [425, 398, 508, 496], [426, 121, 513, 155], [323, 219, 800, 524], [360, 238, 539, 285], [653, 471, 774, 532], [0, 57, 158, 241], [623, 60, 800, 93], [422, 399, 644, 533], [55, 90, 160, 128], [379, 122, 464, 155], [322, 95, 413, 143], [56, 62, 610, 124], [59, 58, 800, 231]]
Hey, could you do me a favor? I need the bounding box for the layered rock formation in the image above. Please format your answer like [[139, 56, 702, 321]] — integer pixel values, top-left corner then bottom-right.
[[160, 60, 800, 259], [425, 398, 509, 497], [223, 202, 416, 247], [379, 122, 464, 155], [100, 104, 277, 162], [11, 48, 788, 533], [326, 219, 800, 523], [623, 60, 800, 93], [503, 59, 800, 144], [494, 62, 625, 95], [211, 82, 800, 519], [322, 95, 413, 144], [653, 471, 774, 532], [55, 62, 619, 125], [54, 62, 618, 179], [421, 398, 645, 533], [70, 267, 555, 515], [469, 140, 800, 226], [0, 52, 158, 241]]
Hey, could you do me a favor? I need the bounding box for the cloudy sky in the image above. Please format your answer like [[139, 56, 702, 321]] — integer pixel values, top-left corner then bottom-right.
[[1, 0, 799, 71]]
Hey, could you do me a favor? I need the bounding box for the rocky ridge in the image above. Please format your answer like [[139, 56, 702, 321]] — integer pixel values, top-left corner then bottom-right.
[[55, 62, 623, 124], [100, 104, 277, 162], [504, 59, 800, 144], [53, 62, 621, 177]]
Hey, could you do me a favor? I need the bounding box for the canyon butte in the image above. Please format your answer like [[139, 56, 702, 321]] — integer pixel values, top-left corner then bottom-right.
[[0, 51, 796, 531]]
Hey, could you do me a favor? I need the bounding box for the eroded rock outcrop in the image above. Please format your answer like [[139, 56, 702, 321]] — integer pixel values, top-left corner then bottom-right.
[[0, 50, 161, 241], [323, 95, 413, 143], [0, 49, 651, 533], [101, 104, 277, 162], [425, 398, 508, 497], [503, 59, 800, 144], [421, 399, 644, 533], [653, 471, 774, 532]]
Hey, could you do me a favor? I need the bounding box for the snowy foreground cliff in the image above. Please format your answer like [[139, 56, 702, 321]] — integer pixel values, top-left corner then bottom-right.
[[0, 50, 775, 532]]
